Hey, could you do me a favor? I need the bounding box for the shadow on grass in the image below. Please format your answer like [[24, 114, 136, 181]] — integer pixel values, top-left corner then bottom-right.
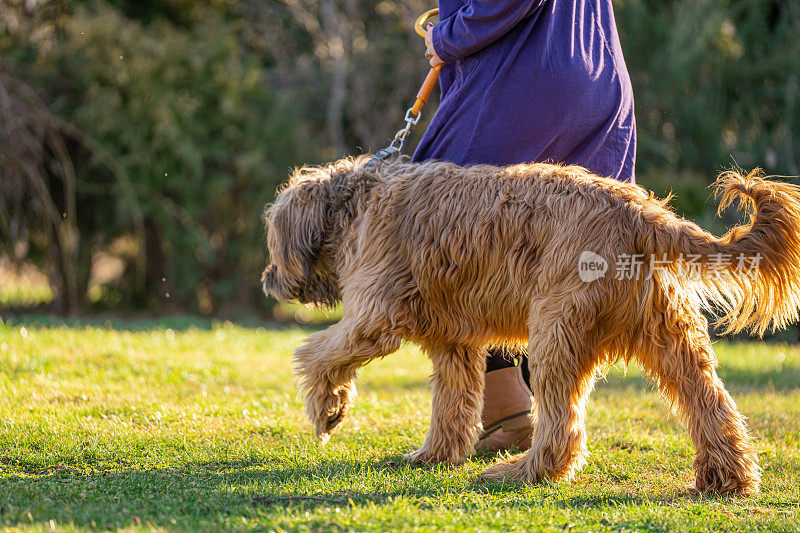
[[2, 302, 341, 332], [0, 459, 449, 529], [717, 365, 800, 393], [0, 457, 705, 530]]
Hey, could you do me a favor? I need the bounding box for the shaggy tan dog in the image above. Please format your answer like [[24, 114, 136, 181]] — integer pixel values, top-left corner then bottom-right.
[[262, 156, 800, 495]]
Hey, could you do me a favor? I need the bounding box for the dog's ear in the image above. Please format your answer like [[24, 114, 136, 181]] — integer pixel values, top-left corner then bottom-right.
[[285, 162, 360, 268], [264, 162, 353, 304], [291, 184, 330, 283], [265, 183, 327, 273]]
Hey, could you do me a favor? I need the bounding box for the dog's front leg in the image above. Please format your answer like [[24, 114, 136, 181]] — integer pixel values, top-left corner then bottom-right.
[[405, 345, 485, 464], [294, 320, 400, 443]]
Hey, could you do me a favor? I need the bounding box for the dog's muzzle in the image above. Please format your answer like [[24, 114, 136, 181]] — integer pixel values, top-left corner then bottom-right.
[[262, 263, 302, 301], [261, 264, 279, 298]]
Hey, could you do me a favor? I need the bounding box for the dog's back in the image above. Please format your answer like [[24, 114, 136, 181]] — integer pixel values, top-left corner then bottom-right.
[[357, 161, 672, 344], [349, 161, 800, 344]]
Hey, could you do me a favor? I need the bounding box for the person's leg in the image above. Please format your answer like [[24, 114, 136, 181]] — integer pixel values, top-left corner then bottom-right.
[[476, 345, 534, 452], [484, 346, 518, 372]]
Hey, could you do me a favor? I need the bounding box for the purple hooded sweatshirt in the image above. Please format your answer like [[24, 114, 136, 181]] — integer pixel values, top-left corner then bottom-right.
[[412, 0, 636, 183]]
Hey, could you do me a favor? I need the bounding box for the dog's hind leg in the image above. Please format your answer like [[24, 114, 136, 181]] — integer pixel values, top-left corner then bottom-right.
[[405, 344, 486, 464], [481, 307, 598, 483], [294, 320, 401, 442], [638, 302, 761, 495]]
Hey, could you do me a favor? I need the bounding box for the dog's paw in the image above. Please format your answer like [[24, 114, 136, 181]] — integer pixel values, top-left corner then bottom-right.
[[480, 447, 587, 484], [313, 394, 348, 441], [693, 459, 761, 496], [479, 453, 526, 481], [306, 383, 354, 442], [403, 446, 464, 465], [479, 452, 559, 484]]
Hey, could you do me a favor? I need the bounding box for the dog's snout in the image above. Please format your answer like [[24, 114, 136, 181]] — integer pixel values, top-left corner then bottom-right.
[[262, 264, 277, 296], [262, 263, 303, 301]]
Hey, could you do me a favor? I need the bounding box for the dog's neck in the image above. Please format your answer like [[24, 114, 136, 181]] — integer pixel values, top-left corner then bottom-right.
[[328, 166, 382, 226]]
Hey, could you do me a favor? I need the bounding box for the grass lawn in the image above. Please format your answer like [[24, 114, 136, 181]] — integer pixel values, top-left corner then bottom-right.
[[0, 316, 798, 532]]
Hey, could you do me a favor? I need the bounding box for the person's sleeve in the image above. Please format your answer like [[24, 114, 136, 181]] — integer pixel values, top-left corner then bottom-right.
[[431, 0, 546, 63]]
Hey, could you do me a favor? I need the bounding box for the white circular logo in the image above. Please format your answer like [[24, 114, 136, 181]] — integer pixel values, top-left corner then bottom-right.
[[578, 251, 608, 283]]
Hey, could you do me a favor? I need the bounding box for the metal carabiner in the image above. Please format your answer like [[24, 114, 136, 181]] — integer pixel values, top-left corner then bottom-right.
[[389, 107, 423, 152]]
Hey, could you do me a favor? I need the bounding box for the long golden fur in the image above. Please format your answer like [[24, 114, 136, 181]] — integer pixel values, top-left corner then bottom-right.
[[263, 156, 800, 495]]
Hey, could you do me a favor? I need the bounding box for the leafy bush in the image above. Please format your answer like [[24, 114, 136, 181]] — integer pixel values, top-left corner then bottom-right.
[[617, 0, 800, 215], [3, 4, 302, 313]]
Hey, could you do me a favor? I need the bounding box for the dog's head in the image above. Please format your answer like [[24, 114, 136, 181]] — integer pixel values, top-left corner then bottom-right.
[[262, 157, 372, 306]]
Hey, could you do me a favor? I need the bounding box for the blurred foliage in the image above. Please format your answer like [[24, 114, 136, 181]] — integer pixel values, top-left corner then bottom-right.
[[620, 0, 800, 218], [0, 0, 799, 314], [54, 7, 299, 312], [2, 1, 301, 314]]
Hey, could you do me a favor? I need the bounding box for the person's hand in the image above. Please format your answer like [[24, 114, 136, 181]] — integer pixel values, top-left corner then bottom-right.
[[425, 24, 444, 67]]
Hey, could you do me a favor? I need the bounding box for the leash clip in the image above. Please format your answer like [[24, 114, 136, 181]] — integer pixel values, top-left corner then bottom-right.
[[364, 9, 438, 169], [389, 107, 422, 152], [364, 107, 420, 168]]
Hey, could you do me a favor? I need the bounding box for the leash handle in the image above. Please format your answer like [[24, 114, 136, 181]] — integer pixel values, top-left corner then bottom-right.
[[411, 65, 442, 115], [414, 8, 439, 37], [411, 10, 441, 116]]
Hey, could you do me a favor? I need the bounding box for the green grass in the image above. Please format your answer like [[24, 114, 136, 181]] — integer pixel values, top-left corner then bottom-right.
[[0, 316, 798, 532]]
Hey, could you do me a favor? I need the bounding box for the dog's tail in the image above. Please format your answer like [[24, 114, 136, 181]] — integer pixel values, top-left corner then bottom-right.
[[649, 169, 800, 336]]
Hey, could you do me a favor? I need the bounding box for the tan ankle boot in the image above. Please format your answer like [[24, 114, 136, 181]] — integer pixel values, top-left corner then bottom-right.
[[476, 364, 534, 452]]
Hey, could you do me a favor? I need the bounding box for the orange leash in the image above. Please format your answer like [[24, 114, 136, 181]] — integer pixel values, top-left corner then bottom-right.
[[411, 64, 442, 116], [411, 9, 441, 116], [366, 9, 440, 166]]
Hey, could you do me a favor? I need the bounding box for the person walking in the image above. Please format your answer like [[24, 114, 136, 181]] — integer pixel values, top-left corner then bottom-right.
[[414, 0, 636, 451]]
